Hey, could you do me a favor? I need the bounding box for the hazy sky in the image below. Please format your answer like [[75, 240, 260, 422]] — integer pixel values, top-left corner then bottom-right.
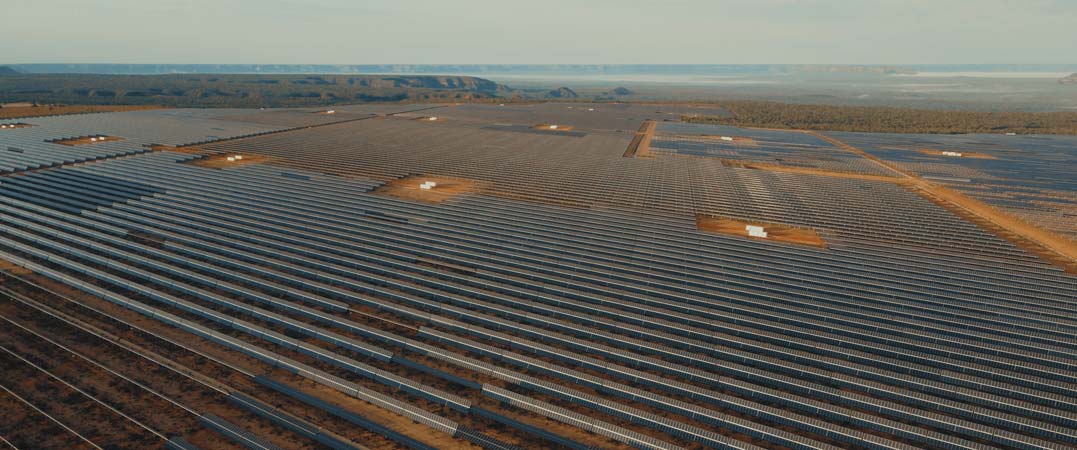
[[3, 0, 1075, 64]]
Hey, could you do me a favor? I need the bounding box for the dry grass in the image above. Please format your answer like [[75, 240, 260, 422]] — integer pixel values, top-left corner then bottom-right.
[[0, 105, 162, 120], [50, 135, 122, 146], [696, 216, 827, 248], [372, 175, 483, 204], [187, 153, 275, 169]]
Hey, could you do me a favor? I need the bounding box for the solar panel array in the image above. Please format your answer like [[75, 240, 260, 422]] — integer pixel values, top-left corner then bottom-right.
[[0, 106, 424, 174], [430, 102, 731, 132], [829, 131, 1077, 241], [651, 123, 892, 175], [0, 106, 1074, 450]]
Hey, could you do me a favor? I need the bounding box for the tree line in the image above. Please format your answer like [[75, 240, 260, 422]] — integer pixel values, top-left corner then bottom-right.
[[683, 100, 1077, 135]]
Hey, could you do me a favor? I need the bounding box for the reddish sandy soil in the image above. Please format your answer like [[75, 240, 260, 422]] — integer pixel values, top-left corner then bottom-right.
[[50, 135, 122, 146], [0, 258, 32, 276], [188, 153, 275, 169], [531, 124, 576, 132], [372, 175, 484, 204], [696, 216, 828, 248], [912, 149, 998, 160], [697, 134, 759, 147]]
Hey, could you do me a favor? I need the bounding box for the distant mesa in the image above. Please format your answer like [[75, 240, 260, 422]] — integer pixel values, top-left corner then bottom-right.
[[1059, 73, 1077, 85], [351, 75, 505, 92], [0, 66, 20, 75], [796, 65, 916, 75], [611, 87, 634, 96], [545, 87, 578, 98]]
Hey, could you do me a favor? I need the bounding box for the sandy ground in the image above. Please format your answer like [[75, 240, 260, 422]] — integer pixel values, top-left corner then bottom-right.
[[188, 153, 275, 169], [698, 134, 759, 147], [298, 379, 481, 450], [0, 258, 32, 276], [531, 124, 576, 132], [372, 176, 483, 204], [914, 149, 998, 159], [808, 131, 1077, 272], [696, 216, 828, 248], [50, 135, 122, 146]]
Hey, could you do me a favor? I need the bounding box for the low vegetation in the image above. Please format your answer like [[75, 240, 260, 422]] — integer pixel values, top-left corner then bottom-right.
[[683, 100, 1077, 135], [0, 104, 161, 119], [0, 73, 512, 108]]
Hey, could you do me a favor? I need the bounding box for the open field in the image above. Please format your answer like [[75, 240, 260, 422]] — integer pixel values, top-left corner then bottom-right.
[[1, 102, 1075, 450]]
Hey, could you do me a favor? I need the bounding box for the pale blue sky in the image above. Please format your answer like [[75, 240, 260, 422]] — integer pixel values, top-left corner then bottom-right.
[[3, 0, 1074, 64]]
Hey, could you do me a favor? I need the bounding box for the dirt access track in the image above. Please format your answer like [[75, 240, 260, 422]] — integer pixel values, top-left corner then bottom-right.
[[806, 131, 1077, 273], [623, 120, 657, 158]]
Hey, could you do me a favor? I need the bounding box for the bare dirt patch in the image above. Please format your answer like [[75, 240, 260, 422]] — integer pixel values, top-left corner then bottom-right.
[[293, 377, 480, 450], [372, 175, 484, 204], [0, 258, 32, 276], [531, 124, 575, 132], [912, 149, 998, 160], [698, 134, 758, 147], [186, 153, 275, 169], [48, 135, 122, 146], [696, 216, 828, 248]]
